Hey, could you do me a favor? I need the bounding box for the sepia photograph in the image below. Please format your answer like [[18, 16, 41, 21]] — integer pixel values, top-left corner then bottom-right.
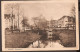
[[1, 0, 79, 51]]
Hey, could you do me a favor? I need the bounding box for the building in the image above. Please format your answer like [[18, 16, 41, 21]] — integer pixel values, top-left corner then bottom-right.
[[47, 16, 76, 30], [57, 16, 76, 30], [4, 14, 15, 30], [4, 14, 30, 32]]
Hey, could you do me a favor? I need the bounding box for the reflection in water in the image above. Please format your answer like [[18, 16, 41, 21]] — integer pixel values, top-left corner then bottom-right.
[[28, 39, 64, 48], [28, 30, 64, 48]]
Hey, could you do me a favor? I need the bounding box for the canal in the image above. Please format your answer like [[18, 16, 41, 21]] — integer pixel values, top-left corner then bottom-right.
[[27, 29, 64, 48], [28, 39, 64, 48]]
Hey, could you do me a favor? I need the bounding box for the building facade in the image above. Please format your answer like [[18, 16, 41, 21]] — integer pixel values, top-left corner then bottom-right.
[[4, 14, 15, 30], [4, 14, 30, 32], [49, 16, 76, 30], [57, 16, 76, 30]]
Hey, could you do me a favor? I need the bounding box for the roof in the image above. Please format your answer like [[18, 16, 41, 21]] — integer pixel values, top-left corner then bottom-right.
[[58, 16, 74, 20], [4, 14, 15, 19]]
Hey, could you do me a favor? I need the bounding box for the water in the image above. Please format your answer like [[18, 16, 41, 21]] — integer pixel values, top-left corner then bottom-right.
[[28, 29, 64, 48], [28, 39, 64, 48]]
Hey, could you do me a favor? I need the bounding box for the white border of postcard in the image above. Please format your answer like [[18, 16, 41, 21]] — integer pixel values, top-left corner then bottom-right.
[[1, 0, 79, 51]]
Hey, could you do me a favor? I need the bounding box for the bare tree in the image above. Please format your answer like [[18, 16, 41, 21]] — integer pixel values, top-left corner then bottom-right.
[[32, 15, 48, 34], [71, 5, 76, 18], [70, 5, 76, 29], [32, 17, 39, 29], [5, 3, 23, 32], [5, 3, 16, 33], [38, 17, 48, 30], [21, 17, 29, 32], [16, 4, 20, 30]]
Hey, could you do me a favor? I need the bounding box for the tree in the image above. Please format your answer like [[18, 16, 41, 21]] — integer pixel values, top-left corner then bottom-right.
[[70, 5, 76, 30], [32, 17, 39, 29], [16, 4, 20, 30], [5, 3, 16, 33], [38, 17, 48, 30], [5, 3, 23, 32], [21, 17, 29, 32], [32, 15, 48, 34], [71, 5, 76, 18]]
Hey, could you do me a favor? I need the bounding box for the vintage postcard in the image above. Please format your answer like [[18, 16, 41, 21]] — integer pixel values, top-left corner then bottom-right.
[[1, 0, 79, 51]]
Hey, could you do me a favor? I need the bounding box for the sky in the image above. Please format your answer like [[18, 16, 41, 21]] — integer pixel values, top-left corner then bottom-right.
[[21, 3, 74, 19], [4, 2, 74, 25]]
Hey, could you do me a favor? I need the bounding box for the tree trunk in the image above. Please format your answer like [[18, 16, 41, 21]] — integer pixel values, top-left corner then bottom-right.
[[11, 18, 13, 33], [18, 5, 20, 32]]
